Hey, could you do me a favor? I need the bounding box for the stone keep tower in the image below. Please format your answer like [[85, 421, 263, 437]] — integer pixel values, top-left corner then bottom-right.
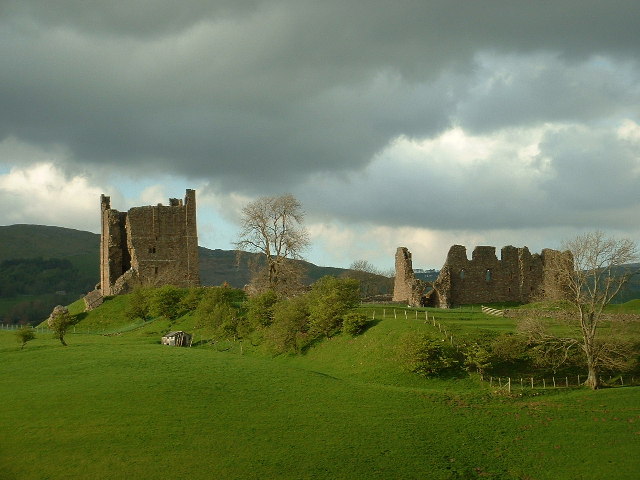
[[99, 189, 200, 296]]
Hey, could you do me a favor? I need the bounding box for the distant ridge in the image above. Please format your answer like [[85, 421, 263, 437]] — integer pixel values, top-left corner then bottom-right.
[[0, 224, 389, 290], [0, 224, 99, 262]]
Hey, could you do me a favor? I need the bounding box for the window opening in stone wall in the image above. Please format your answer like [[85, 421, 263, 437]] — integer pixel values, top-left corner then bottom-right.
[[148, 246, 156, 254], [459, 269, 465, 279], [485, 269, 492, 281], [154, 266, 159, 275]]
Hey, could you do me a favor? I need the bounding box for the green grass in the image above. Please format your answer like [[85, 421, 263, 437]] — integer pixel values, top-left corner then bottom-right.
[[2, 303, 640, 479]]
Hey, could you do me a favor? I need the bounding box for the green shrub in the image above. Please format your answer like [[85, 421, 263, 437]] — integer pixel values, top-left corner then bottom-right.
[[15, 326, 36, 349], [179, 287, 207, 313], [150, 285, 186, 321], [246, 290, 279, 328], [488, 334, 532, 374], [266, 296, 310, 354], [342, 312, 369, 336], [125, 287, 152, 321], [399, 333, 464, 378], [307, 276, 360, 338], [461, 342, 492, 374]]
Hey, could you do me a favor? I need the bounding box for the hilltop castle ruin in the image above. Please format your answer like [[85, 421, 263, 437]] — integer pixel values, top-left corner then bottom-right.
[[393, 245, 567, 308], [99, 189, 200, 296]]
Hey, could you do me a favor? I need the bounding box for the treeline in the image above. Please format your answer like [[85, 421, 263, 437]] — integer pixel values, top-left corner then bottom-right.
[[0, 257, 95, 297], [126, 276, 369, 354], [400, 329, 640, 380]]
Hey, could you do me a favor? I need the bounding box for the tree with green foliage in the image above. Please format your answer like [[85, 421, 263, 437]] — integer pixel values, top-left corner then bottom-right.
[[47, 305, 74, 346], [125, 287, 152, 321], [461, 342, 492, 374], [341, 312, 369, 336], [15, 326, 35, 349], [193, 286, 248, 339], [179, 287, 207, 313], [246, 290, 279, 328], [266, 296, 310, 354], [307, 276, 360, 337], [150, 285, 186, 321], [534, 231, 639, 389], [399, 333, 463, 378]]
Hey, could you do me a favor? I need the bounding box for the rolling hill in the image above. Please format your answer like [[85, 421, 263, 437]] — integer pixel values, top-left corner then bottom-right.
[[0, 224, 387, 288], [0, 224, 392, 323]]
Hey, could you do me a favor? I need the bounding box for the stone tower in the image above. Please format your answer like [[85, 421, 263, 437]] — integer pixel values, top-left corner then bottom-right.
[[392, 247, 426, 306], [99, 189, 200, 296]]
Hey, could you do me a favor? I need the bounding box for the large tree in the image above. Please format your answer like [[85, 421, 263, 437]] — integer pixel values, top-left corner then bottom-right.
[[536, 231, 638, 389], [235, 194, 310, 295]]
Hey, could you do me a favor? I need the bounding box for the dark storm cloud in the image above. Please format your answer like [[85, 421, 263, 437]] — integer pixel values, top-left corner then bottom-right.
[[1, 0, 639, 199]]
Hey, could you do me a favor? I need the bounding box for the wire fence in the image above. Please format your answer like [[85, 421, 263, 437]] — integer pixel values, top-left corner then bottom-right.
[[365, 307, 639, 391], [0, 322, 146, 336], [481, 374, 640, 393]]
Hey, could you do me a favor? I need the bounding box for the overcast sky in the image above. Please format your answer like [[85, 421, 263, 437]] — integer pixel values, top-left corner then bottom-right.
[[1, 1, 639, 271]]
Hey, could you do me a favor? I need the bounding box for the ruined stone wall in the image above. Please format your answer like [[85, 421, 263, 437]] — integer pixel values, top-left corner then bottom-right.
[[99, 189, 200, 296], [392, 247, 426, 306], [431, 244, 558, 307]]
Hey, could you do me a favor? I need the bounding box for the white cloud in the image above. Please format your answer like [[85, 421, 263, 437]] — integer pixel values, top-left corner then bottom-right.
[[0, 163, 103, 231]]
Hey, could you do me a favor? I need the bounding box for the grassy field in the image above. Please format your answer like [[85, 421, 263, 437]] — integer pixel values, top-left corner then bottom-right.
[[2, 298, 640, 480]]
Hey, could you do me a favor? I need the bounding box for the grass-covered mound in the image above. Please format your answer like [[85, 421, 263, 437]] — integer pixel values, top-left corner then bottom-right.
[[1, 329, 640, 480], [4, 289, 639, 478]]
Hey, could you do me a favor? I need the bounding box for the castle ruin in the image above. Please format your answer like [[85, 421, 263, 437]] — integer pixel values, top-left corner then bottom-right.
[[392, 247, 427, 305], [99, 189, 200, 296], [393, 244, 567, 308]]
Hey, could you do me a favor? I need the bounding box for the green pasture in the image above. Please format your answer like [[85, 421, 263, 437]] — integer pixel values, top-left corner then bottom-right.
[[2, 301, 640, 480]]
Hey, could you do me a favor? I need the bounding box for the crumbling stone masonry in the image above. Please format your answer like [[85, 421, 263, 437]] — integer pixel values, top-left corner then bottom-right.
[[393, 244, 567, 308], [99, 189, 200, 296], [392, 247, 427, 306], [426, 245, 566, 308]]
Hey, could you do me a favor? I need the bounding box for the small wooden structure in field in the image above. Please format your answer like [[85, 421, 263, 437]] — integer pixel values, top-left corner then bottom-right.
[[161, 331, 192, 347]]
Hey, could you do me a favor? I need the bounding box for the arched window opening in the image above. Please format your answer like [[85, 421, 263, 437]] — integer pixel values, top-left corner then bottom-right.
[[460, 269, 465, 279], [485, 269, 492, 282]]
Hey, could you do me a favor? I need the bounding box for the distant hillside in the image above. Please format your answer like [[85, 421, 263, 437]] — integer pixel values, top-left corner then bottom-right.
[[0, 223, 392, 296], [0, 224, 100, 262], [199, 248, 352, 287]]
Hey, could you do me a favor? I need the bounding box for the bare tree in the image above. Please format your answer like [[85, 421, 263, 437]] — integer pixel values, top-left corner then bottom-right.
[[349, 259, 381, 275], [343, 259, 393, 299], [235, 194, 310, 295], [538, 231, 639, 389]]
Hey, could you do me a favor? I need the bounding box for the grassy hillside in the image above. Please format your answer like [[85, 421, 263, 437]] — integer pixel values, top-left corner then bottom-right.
[[2, 301, 640, 479], [5, 296, 640, 480], [0, 224, 100, 262]]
